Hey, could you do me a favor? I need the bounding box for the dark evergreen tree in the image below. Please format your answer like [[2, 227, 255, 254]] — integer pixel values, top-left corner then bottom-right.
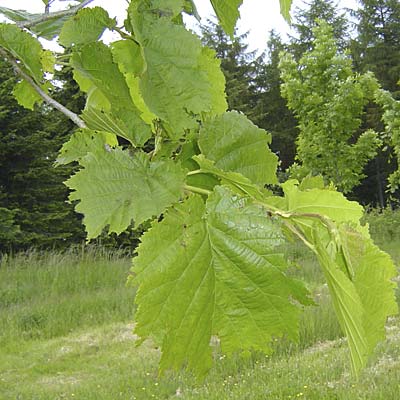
[[0, 58, 85, 250], [290, 0, 349, 58], [200, 19, 256, 119], [349, 0, 400, 205], [353, 0, 400, 97], [250, 31, 298, 171]]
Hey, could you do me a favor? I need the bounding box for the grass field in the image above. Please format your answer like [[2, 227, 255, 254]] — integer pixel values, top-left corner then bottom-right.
[[1, 229, 399, 399]]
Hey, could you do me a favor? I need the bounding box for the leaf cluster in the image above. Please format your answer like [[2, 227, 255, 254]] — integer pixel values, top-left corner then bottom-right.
[[0, 0, 398, 379]]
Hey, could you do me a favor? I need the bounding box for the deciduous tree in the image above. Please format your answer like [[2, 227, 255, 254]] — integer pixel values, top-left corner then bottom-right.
[[280, 20, 381, 193]]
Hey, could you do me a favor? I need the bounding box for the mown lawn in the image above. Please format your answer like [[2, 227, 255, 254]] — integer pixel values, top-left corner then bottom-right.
[[0, 236, 399, 399]]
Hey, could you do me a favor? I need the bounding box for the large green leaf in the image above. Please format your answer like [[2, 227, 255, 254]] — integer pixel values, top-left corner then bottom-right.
[[307, 223, 398, 375], [209, 0, 243, 37], [56, 128, 118, 165], [312, 230, 369, 374], [72, 42, 152, 146], [277, 181, 398, 374], [66, 149, 186, 239], [338, 225, 398, 354], [133, 186, 311, 375], [128, 2, 227, 137], [59, 7, 115, 47], [281, 180, 363, 223], [199, 111, 278, 185], [72, 42, 132, 110]]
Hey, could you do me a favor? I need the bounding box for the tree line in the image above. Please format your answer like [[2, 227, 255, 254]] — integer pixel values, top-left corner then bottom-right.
[[1, 0, 399, 251]]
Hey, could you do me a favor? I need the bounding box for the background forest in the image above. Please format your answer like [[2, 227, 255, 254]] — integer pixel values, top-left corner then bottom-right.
[[1, 0, 399, 252]]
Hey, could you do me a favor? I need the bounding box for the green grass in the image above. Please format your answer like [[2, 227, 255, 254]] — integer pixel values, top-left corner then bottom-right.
[[1, 318, 399, 399], [0, 247, 135, 346], [0, 236, 399, 400]]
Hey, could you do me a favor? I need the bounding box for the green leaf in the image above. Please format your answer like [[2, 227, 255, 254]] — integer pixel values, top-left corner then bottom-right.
[[66, 149, 186, 239], [0, 7, 66, 40], [183, 0, 200, 21], [277, 181, 398, 375], [338, 225, 398, 353], [193, 155, 269, 199], [279, 0, 292, 22], [312, 232, 369, 375], [111, 40, 144, 76], [0, 7, 38, 22], [34, 17, 70, 40], [199, 47, 228, 116], [81, 107, 135, 140], [298, 175, 325, 191], [133, 186, 311, 375], [12, 80, 42, 110], [125, 75, 157, 128], [41, 50, 55, 73], [72, 42, 152, 146], [177, 142, 221, 192], [129, 3, 227, 137], [0, 23, 43, 83], [56, 128, 118, 165], [59, 7, 116, 47], [111, 40, 157, 128], [72, 43, 131, 107], [199, 111, 278, 185], [281, 180, 363, 223], [0, 7, 67, 40], [210, 0, 243, 37], [305, 223, 398, 375]]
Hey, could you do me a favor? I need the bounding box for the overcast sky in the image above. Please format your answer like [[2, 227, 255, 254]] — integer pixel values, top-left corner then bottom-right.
[[0, 0, 358, 53]]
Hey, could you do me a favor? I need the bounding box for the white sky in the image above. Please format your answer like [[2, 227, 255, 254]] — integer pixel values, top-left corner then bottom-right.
[[0, 0, 358, 53]]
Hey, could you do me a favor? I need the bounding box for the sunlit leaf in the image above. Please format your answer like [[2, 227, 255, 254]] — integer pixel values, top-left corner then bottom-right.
[[66, 149, 186, 238], [12, 80, 42, 110], [59, 7, 116, 47], [133, 186, 311, 375], [199, 111, 278, 185], [56, 128, 118, 165], [209, 0, 243, 37]]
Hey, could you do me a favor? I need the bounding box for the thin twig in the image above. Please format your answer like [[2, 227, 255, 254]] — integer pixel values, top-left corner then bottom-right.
[[184, 185, 212, 196], [16, 0, 94, 30], [0, 47, 86, 128]]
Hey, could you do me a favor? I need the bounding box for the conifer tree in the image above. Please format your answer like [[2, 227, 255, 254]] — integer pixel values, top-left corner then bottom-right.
[[350, 0, 400, 204], [200, 19, 256, 119], [290, 0, 349, 58], [353, 0, 400, 97], [0, 58, 85, 249], [251, 31, 298, 171]]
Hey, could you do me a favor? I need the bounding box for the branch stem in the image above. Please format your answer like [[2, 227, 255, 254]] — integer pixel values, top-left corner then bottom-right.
[[184, 185, 211, 196], [0, 47, 86, 128], [186, 169, 204, 176], [16, 0, 95, 29]]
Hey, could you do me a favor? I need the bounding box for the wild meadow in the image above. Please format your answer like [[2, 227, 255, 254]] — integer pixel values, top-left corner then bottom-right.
[[1, 211, 399, 400]]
